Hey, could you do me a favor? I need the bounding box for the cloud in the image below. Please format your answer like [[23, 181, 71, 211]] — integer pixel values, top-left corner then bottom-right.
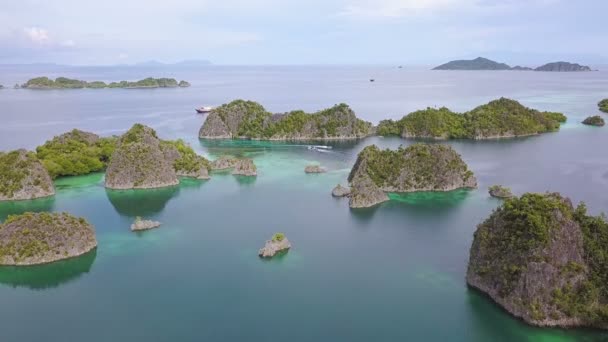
[[61, 39, 76, 47], [23, 26, 50, 44], [338, 0, 476, 18]]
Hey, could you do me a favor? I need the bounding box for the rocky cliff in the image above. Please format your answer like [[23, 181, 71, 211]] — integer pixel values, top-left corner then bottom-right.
[[199, 100, 373, 140], [0, 149, 55, 201], [467, 192, 608, 329], [0, 212, 97, 265]]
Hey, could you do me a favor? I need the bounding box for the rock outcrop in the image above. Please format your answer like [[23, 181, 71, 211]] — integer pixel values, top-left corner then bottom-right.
[[232, 158, 257, 176], [347, 144, 476, 208], [130, 217, 162, 231], [304, 164, 326, 173], [210, 155, 238, 171], [0, 212, 97, 265], [331, 184, 351, 197], [467, 192, 608, 329], [600, 99, 608, 113], [488, 185, 513, 199], [199, 100, 373, 140], [259, 233, 291, 258], [178, 80, 191, 87], [0, 149, 55, 201], [535, 62, 592, 72], [582, 116, 605, 127]]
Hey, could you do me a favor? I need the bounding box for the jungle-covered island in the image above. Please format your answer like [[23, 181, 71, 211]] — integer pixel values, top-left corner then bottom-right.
[[0, 149, 55, 201], [199, 100, 373, 140], [377, 98, 566, 139], [347, 144, 477, 208], [20, 77, 191, 89], [599, 99, 608, 113], [105, 124, 211, 189], [467, 192, 608, 330], [433, 57, 593, 72], [0, 212, 97, 265], [582, 116, 605, 127]]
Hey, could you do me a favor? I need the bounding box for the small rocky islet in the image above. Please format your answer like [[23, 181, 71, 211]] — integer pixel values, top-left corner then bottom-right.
[[259, 233, 291, 258], [304, 164, 326, 173], [131, 217, 162, 231], [347, 143, 477, 208], [488, 185, 514, 199], [582, 115, 605, 127], [331, 184, 351, 197], [18, 76, 191, 89], [467, 192, 608, 330], [0, 212, 97, 266]]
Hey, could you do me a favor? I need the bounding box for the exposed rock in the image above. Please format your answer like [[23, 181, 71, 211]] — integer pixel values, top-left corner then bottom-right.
[[600, 99, 608, 113], [535, 62, 592, 72], [210, 155, 239, 171], [178, 80, 191, 87], [232, 158, 257, 176], [488, 185, 514, 199], [0, 149, 55, 201], [332, 184, 351, 197], [0, 212, 97, 266], [304, 164, 326, 173], [130, 217, 162, 231], [348, 174, 389, 208], [582, 115, 605, 127], [467, 192, 608, 329], [199, 100, 373, 140], [433, 57, 511, 70], [258, 233, 291, 258]]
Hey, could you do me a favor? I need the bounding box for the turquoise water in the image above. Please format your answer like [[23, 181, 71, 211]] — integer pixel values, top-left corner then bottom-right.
[[0, 66, 607, 341]]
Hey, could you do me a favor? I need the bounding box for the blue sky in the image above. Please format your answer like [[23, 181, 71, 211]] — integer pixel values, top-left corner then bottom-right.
[[0, 0, 606, 65]]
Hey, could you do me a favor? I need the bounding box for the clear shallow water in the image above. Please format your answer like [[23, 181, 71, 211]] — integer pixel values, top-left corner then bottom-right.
[[0, 66, 607, 341]]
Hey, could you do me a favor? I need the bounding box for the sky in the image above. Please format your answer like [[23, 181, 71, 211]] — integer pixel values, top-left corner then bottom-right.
[[0, 0, 606, 66]]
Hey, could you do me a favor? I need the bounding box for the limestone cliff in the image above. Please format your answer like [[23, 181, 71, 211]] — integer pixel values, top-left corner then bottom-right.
[[0, 149, 55, 201]]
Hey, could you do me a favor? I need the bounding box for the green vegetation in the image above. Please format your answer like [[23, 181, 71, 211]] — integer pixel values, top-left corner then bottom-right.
[[378, 98, 566, 139], [271, 233, 285, 242], [600, 99, 608, 113], [21, 77, 187, 89], [488, 185, 513, 198], [36, 129, 117, 179], [0, 150, 36, 197], [582, 115, 605, 127], [161, 139, 211, 173]]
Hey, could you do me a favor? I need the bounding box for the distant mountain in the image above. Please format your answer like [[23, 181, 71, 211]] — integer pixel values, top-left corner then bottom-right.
[[134, 59, 212, 67], [534, 61, 592, 72], [432, 57, 511, 70], [511, 65, 533, 71]]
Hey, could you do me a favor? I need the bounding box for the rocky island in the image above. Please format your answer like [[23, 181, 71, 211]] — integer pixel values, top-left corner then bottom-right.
[[232, 158, 257, 176], [0, 149, 55, 201], [599, 99, 608, 113], [331, 184, 351, 197], [20, 77, 191, 89], [36, 129, 117, 178], [467, 192, 608, 330], [0, 212, 97, 265], [488, 185, 513, 199], [304, 164, 326, 173], [210, 155, 238, 171], [582, 116, 605, 127], [259, 233, 291, 258], [347, 144, 477, 208], [130, 217, 162, 231], [199, 100, 373, 140], [105, 124, 211, 189], [535, 62, 592, 72], [377, 98, 566, 140], [433, 57, 511, 70]]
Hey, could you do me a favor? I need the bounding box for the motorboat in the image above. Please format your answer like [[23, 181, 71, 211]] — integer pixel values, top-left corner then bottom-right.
[[196, 106, 213, 114]]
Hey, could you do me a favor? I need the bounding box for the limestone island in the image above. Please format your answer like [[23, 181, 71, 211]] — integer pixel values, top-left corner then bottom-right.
[[131, 217, 162, 231], [488, 185, 513, 199], [199, 100, 373, 140], [0, 212, 97, 266], [582, 116, 605, 127], [535, 62, 592, 72], [36, 129, 117, 178], [20, 77, 191, 89], [377, 98, 566, 140], [331, 184, 351, 197], [432, 57, 593, 72], [0, 149, 55, 201], [467, 192, 608, 330], [305, 164, 326, 173], [347, 144, 477, 208], [599, 99, 608, 113], [105, 124, 211, 189], [259, 233, 291, 258], [232, 159, 257, 176]]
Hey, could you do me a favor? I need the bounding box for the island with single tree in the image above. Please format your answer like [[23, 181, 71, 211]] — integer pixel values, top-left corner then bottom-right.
[[20, 77, 191, 89], [259, 233, 291, 258], [467, 192, 608, 330], [433, 57, 593, 72], [0, 212, 97, 266], [105, 124, 211, 189], [599, 99, 608, 113], [582, 116, 605, 127], [488, 185, 513, 199], [347, 144, 477, 208], [377, 98, 566, 140], [199, 100, 373, 140], [0, 149, 55, 201]]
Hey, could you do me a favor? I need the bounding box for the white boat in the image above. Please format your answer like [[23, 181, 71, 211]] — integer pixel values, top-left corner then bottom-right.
[[196, 106, 213, 114]]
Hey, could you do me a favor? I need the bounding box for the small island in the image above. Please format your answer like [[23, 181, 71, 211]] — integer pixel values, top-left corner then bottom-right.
[[232, 158, 257, 177], [259, 233, 291, 258], [210, 155, 239, 171], [599, 99, 608, 113], [347, 144, 477, 208], [377, 98, 566, 140], [105, 124, 211, 189], [433, 57, 593, 72], [304, 164, 326, 173], [331, 184, 351, 197], [0, 212, 97, 266], [0, 149, 55, 201], [488, 185, 513, 199], [131, 217, 162, 231], [582, 116, 605, 127], [199, 100, 373, 140], [535, 62, 592, 72], [20, 77, 191, 89], [467, 192, 608, 330]]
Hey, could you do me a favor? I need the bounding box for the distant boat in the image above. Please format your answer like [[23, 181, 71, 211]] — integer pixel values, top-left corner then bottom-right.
[[369, 79, 375, 82], [196, 106, 213, 114]]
